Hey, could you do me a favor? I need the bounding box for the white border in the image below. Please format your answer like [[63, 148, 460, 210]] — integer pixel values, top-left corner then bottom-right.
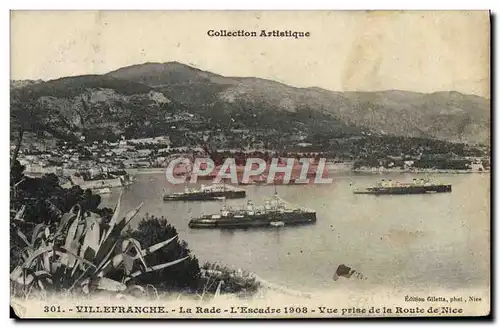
[[2, 1, 498, 327], [4, 1, 498, 10]]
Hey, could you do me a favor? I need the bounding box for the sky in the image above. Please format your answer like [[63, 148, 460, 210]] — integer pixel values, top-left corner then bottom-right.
[[10, 10, 490, 98]]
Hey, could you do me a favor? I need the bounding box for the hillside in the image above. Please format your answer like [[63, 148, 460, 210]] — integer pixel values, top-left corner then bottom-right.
[[11, 61, 490, 146], [11, 75, 152, 99], [10, 79, 44, 89], [107, 62, 490, 144], [10, 74, 175, 143]]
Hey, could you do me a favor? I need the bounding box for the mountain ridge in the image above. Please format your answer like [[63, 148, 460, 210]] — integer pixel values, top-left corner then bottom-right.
[[11, 61, 490, 145]]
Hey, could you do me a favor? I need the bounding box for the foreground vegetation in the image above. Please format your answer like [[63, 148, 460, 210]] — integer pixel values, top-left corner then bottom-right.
[[10, 161, 259, 300]]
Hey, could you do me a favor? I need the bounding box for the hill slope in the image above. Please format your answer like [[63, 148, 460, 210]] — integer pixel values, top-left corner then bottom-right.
[[11, 75, 175, 142], [107, 62, 490, 144], [11, 62, 490, 145]]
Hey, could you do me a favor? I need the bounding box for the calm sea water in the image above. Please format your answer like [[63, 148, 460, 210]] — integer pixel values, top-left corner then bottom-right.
[[101, 172, 490, 293]]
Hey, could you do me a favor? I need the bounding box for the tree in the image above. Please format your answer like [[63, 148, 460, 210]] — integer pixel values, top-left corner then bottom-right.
[[10, 100, 42, 170], [10, 161, 105, 226]]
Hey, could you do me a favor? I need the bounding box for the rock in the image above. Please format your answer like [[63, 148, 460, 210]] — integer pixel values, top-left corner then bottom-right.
[[333, 264, 365, 281]]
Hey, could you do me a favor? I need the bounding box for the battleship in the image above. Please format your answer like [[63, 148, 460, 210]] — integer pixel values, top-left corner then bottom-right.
[[238, 175, 268, 186], [353, 178, 452, 195], [238, 175, 309, 186], [163, 184, 246, 201], [188, 193, 317, 229]]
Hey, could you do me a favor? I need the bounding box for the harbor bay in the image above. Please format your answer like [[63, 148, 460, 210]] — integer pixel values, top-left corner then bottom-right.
[[100, 171, 490, 293]]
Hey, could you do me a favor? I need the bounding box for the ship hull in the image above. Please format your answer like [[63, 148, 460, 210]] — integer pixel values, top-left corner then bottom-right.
[[189, 212, 316, 229], [354, 184, 452, 195], [163, 190, 246, 201]]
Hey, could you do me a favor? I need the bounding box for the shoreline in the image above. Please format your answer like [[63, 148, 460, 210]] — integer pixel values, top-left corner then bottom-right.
[[124, 167, 490, 175], [350, 168, 490, 174], [24, 166, 490, 177]]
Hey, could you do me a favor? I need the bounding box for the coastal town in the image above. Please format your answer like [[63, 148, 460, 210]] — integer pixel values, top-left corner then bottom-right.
[[15, 128, 490, 187], [10, 73, 491, 186]]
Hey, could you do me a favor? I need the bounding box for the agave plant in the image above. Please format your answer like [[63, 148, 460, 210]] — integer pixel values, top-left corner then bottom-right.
[[10, 192, 189, 297]]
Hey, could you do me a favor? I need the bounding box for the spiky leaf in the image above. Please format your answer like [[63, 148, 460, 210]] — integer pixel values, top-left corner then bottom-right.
[[139, 235, 178, 257], [80, 220, 100, 262], [125, 256, 189, 282], [31, 223, 46, 246]]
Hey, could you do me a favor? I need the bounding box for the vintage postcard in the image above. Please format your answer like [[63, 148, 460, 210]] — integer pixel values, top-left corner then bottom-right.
[[9, 10, 490, 319]]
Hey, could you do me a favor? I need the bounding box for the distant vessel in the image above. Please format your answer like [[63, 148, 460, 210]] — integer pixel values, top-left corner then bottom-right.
[[238, 175, 268, 186], [353, 178, 452, 195], [163, 184, 246, 201], [188, 193, 317, 229], [238, 175, 308, 186]]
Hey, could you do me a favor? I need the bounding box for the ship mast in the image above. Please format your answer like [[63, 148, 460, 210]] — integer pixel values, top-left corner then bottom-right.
[[185, 153, 194, 192], [272, 180, 280, 210], [223, 180, 227, 206]]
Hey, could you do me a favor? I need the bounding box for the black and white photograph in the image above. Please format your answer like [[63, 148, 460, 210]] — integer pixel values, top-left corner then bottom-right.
[[9, 10, 491, 318]]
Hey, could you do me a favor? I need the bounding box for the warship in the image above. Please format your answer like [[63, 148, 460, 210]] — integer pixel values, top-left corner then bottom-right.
[[188, 193, 317, 229], [238, 175, 308, 186], [353, 178, 452, 195], [238, 175, 268, 186], [163, 184, 246, 201]]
